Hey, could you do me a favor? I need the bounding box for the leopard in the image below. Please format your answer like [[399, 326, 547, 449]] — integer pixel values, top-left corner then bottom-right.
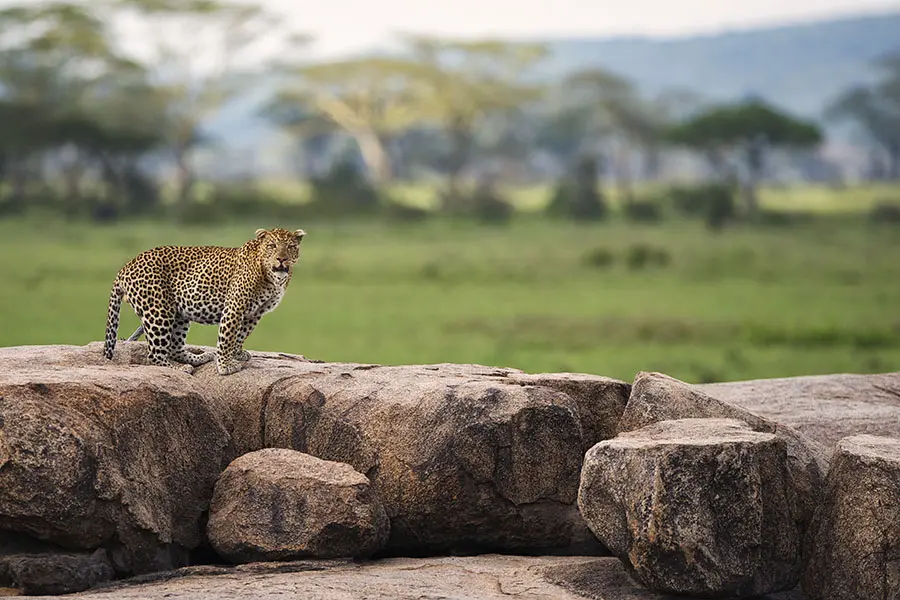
[[103, 227, 306, 375]]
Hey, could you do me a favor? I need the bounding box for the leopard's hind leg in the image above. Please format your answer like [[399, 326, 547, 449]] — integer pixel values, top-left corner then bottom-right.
[[132, 294, 193, 374], [169, 315, 214, 366]]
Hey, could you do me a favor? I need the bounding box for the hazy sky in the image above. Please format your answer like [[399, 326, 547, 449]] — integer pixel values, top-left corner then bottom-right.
[[261, 0, 900, 57]]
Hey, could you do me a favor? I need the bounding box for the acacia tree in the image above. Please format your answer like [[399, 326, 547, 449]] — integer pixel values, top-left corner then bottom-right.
[[541, 68, 662, 204], [398, 35, 548, 206], [667, 100, 822, 216], [259, 100, 339, 179], [826, 54, 900, 180], [107, 0, 306, 216], [0, 1, 148, 206], [271, 57, 423, 184]]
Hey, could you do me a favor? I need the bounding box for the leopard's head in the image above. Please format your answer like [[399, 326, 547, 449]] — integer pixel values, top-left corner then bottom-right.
[[254, 227, 305, 283]]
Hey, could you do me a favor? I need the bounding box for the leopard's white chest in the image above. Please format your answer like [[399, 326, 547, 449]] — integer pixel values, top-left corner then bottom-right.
[[246, 284, 286, 319]]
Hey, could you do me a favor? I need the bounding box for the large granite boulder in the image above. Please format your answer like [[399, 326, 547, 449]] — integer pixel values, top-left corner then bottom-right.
[[186, 356, 630, 555], [801, 435, 900, 600], [578, 418, 804, 597], [207, 449, 389, 563], [0, 345, 230, 575], [0, 342, 631, 561], [620, 371, 827, 528]]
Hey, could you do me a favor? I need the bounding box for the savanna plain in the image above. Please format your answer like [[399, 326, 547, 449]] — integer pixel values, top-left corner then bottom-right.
[[1, 184, 898, 384]]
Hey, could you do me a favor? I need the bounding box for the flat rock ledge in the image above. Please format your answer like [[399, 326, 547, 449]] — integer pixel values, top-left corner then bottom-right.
[[578, 418, 804, 597], [39, 555, 808, 600]]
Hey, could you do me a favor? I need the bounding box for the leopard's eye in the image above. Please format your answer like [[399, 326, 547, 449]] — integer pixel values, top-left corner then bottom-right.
[[267, 242, 276, 250]]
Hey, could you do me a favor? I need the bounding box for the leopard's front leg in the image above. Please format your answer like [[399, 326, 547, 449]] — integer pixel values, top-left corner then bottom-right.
[[234, 314, 261, 362], [216, 294, 250, 375]]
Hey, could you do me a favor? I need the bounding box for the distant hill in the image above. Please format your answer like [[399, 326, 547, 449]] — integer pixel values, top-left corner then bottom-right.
[[200, 12, 900, 175], [535, 12, 900, 118]]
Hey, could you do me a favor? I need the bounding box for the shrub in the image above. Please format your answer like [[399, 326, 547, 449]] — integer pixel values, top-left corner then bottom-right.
[[665, 182, 736, 231], [582, 247, 616, 269], [383, 202, 431, 223], [307, 156, 383, 218], [438, 179, 513, 224], [752, 209, 811, 228], [622, 198, 665, 223], [625, 243, 671, 270], [869, 202, 900, 225], [180, 183, 302, 225], [545, 155, 608, 222]]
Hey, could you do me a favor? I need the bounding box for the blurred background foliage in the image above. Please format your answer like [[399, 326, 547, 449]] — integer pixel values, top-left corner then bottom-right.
[[0, 0, 898, 383]]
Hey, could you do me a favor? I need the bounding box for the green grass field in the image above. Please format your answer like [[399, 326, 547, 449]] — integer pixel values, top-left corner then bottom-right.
[[1, 185, 898, 384]]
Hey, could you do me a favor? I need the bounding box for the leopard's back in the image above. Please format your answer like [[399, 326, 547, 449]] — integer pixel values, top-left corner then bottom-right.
[[118, 245, 241, 320]]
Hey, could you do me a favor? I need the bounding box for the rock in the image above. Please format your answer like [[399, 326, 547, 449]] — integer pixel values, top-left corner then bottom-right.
[[251, 365, 606, 555], [97, 342, 629, 558], [0, 548, 114, 596], [0, 531, 114, 595], [698, 372, 900, 449], [620, 371, 827, 528], [578, 418, 804, 597], [801, 435, 900, 600], [190, 358, 629, 555], [506, 372, 631, 452], [0, 342, 638, 559], [57, 554, 809, 600], [0, 344, 231, 575], [207, 449, 389, 563]]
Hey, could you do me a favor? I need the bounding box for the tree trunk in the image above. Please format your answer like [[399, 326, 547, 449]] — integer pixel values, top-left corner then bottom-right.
[[705, 148, 729, 181], [443, 117, 474, 211], [10, 161, 27, 212], [302, 135, 330, 180], [316, 97, 392, 185], [173, 147, 194, 221], [615, 138, 634, 206], [743, 140, 765, 219], [888, 140, 900, 181], [642, 144, 661, 181], [352, 130, 391, 184]]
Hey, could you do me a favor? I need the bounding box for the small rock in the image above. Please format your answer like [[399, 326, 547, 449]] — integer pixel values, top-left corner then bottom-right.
[[207, 449, 389, 563], [578, 418, 804, 597], [0, 548, 114, 595], [802, 435, 900, 600]]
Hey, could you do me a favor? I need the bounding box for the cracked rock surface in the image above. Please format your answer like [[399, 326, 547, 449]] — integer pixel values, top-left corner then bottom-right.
[[51, 555, 807, 600]]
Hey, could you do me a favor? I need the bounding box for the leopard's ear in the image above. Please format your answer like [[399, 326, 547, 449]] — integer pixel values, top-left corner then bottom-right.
[[255, 228, 268, 240], [295, 229, 306, 241]]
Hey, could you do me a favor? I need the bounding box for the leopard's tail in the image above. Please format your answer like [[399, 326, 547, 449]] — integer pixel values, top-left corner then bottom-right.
[[104, 278, 124, 360]]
